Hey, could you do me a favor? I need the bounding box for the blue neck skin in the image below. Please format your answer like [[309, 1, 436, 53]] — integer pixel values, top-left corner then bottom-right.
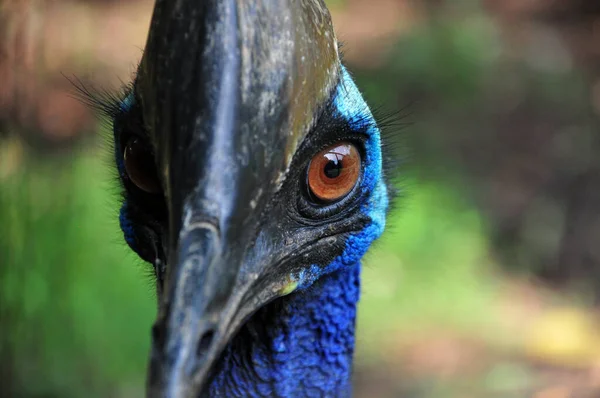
[[207, 263, 361, 397]]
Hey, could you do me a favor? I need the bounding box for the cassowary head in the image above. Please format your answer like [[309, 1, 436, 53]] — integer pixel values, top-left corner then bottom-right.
[[81, 0, 396, 396]]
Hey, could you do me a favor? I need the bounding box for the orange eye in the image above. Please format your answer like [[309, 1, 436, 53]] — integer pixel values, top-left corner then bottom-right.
[[123, 137, 161, 193], [307, 142, 361, 203]]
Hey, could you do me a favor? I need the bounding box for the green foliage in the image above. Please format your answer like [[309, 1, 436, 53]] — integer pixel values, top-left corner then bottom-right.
[[357, 180, 497, 362], [1, 147, 154, 397]]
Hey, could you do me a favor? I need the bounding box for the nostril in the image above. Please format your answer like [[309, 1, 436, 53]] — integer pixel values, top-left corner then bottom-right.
[[196, 329, 215, 359]]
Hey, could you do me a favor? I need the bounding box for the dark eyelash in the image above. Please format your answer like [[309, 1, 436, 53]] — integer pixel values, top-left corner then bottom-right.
[[370, 101, 415, 215], [64, 73, 133, 120], [65, 73, 135, 191], [65, 73, 141, 162]]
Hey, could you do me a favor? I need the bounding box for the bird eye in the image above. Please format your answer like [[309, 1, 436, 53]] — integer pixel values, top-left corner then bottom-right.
[[307, 142, 361, 203], [123, 137, 161, 193]]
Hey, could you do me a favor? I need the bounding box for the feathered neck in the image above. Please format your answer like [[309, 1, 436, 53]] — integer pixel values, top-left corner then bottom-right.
[[207, 263, 361, 397]]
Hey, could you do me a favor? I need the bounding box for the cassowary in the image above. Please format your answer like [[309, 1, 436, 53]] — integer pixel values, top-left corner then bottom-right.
[[83, 0, 396, 396]]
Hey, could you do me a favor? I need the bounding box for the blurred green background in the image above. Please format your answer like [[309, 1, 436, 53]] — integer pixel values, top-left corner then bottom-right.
[[2, 1, 600, 397]]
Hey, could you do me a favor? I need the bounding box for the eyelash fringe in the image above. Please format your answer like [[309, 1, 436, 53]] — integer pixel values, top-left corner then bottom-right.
[[371, 102, 414, 217]]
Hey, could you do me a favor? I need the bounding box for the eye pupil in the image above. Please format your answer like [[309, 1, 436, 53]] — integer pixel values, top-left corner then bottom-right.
[[323, 159, 341, 179]]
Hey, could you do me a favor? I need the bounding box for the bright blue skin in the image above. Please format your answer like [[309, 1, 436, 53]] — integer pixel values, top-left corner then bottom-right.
[[116, 67, 388, 397]]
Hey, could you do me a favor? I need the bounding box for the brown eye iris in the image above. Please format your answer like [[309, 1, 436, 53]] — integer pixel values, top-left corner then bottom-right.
[[307, 142, 361, 203], [123, 137, 161, 193]]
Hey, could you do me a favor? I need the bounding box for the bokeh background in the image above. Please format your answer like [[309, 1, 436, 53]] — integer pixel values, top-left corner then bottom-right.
[[2, 0, 600, 397]]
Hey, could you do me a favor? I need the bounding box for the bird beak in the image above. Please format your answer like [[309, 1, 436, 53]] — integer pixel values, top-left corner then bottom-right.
[[136, 0, 340, 397]]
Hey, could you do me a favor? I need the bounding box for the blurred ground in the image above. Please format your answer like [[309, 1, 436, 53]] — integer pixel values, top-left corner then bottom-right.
[[2, 0, 600, 397]]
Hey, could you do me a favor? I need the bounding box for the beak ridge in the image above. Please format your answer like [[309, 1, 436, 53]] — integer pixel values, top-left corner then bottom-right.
[[148, 222, 230, 397], [139, 0, 342, 396]]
